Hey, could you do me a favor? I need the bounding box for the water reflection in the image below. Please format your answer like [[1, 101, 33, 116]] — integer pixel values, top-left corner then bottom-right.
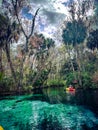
[[41, 87, 76, 104]]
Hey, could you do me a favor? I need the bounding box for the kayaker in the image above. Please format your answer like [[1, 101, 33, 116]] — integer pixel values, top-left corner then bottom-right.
[[69, 85, 73, 88], [69, 85, 74, 91]]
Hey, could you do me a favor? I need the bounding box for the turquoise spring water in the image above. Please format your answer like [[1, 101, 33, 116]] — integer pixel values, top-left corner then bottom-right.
[[0, 89, 98, 130]]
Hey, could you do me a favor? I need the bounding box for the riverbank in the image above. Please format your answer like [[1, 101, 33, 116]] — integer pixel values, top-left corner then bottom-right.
[[0, 86, 98, 96], [0, 85, 65, 96]]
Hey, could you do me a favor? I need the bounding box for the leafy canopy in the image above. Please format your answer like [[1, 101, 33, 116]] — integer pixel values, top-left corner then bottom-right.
[[87, 29, 98, 50], [62, 20, 87, 46]]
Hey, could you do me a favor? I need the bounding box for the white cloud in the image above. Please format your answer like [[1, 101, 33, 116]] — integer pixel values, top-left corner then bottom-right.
[[53, 1, 69, 14], [28, 0, 68, 42]]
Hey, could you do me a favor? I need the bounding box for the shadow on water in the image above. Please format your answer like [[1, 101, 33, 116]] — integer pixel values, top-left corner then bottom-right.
[[75, 89, 98, 115]]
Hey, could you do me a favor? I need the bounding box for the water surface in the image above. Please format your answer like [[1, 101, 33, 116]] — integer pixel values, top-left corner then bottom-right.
[[0, 87, 98, 130]]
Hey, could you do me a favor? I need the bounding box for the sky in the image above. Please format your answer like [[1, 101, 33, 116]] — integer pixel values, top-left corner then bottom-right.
[[21, 0, 73, 43]]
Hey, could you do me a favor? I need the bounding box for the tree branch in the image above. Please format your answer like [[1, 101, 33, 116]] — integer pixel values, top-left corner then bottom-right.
[[11, 0, 40, 52], [11, 0, 28, 38], [28, 8, 40, 38]]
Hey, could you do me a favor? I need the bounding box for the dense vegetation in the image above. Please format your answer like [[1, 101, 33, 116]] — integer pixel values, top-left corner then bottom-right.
[[0, 0, 98, 94]]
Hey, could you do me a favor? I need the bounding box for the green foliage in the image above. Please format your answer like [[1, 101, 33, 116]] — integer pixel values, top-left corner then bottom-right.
[[26, 69, 49, 87], [0, 76, 15, 91], [45, 38, 55, 49], [46, 79, 66, 87], [81, 72, 96, 89], [0, 14, 9, 48], [33, 70, 49, 86], [85, 62, 95, 74], [0, 72, 4, 81], [60, 59, 78, 78], [81, 72, 92, 88], [0, 13, 20, 48], [62, 20, 87, 46], [87, 29, 98, 50], [23, 85, 32, 92], [35, 33, 55, 52], [66, 72, 77, 86], [65, 71, 97, 89]]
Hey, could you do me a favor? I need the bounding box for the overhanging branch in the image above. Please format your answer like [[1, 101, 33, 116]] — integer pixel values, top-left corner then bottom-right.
[[28, 8, 40, 38]]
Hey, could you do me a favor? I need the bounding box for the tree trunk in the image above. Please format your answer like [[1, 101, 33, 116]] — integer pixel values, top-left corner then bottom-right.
[[67, 44, 76, 77], [18, 57, 24, 88], [5, 43, 17, 88], [0, 48, 3, 73], [25, 38, 29, 52], [75, 46, 82, 87]]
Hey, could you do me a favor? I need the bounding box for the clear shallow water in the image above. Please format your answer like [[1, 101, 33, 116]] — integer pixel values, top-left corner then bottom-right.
[[0, 88, 98, 130]]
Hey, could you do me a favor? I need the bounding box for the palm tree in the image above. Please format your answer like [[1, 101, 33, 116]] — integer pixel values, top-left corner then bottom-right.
[[31, 34, 55, 86], [0, 13, 7, 72], [62, 0, 91, 87], [0, 13, 20, 87]]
